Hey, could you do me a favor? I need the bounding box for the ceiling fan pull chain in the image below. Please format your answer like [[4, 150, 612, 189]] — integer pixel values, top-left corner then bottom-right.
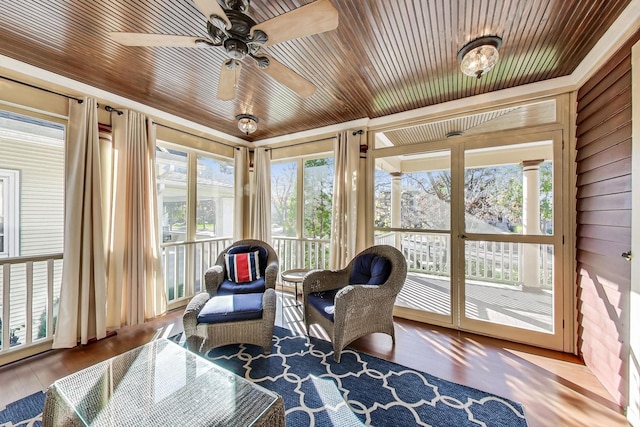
[[234, 63, 238, 89]]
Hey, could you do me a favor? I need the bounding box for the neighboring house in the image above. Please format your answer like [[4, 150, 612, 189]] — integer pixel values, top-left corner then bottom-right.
[[0, 111, 65, 347]]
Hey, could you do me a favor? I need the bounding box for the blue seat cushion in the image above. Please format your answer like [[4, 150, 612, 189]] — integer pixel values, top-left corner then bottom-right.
[[308, 289, 341, 322], [197, 293, 263, 324], [349, 254, 391, 285], [218, 278, 266, 295]]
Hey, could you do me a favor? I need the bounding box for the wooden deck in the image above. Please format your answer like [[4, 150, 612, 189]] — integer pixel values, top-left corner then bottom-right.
[[397, 272, 553, 332]]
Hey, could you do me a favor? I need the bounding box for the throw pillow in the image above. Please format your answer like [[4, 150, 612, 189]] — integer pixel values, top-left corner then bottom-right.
[[225, 250, 261, 283]]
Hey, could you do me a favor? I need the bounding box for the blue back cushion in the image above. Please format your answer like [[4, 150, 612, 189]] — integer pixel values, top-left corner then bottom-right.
[[349, 254, 391, 285], [218, 277, 266, 296], [228, 245, 268, 274]]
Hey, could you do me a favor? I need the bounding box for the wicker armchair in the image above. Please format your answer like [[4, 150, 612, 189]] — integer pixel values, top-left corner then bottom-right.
[[202, 239, 279, 296], [182, 239, 279, 354], [302, 245, 407, 362]]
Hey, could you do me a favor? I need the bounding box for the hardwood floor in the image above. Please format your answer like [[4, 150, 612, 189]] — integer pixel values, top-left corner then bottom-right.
[[0, 293, 629, 427]]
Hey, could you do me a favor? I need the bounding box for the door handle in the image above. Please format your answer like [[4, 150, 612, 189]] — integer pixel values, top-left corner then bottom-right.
[[622, 251, 632, 261], [459, 234, 468, 239]]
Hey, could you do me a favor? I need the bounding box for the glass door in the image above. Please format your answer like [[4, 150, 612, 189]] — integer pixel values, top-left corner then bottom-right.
[[457, 133, 563, 349], [374, 148, 453, 325]]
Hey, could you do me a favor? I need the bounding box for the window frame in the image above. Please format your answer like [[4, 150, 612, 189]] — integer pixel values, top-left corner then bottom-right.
[[0, 168, 20, 258], [271, 152, 335, 241]]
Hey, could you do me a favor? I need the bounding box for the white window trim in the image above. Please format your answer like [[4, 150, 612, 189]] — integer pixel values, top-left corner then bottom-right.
[[0, 169, 20, 258]]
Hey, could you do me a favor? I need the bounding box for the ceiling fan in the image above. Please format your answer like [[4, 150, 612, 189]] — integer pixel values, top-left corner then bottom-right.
[[109, 0, 338, 100]]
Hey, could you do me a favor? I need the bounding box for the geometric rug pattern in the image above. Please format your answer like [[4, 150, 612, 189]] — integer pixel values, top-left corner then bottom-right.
[[0, 327, 528, 426], [199, 326, 529, 426], [0, 391, 44, 427]]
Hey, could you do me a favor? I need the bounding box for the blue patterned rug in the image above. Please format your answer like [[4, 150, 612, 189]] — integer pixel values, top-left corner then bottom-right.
[[2, 328, 528, 426], [0, 391, 44, 426], [186, 326, 528, 426]]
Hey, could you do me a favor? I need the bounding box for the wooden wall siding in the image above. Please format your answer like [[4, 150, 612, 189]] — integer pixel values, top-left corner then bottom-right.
[[0, 0, 630, 141], [575, 29, 640, 407]]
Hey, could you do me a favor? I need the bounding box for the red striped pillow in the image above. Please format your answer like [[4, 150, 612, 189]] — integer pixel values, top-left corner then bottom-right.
[[224, 251, 261, 283]]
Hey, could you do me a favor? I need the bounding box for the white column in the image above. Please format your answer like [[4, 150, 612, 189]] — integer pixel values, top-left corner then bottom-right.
[[391, 172, 402, 248], [522, 160, 542, 289]]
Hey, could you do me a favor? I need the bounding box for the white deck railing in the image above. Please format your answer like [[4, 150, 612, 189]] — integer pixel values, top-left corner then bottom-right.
[[0, 253, 63, 356], [376, 232, 553, 288], [161, 237, 233, 307], [271, 237, 331, 271], [0, 232, 552, 362]]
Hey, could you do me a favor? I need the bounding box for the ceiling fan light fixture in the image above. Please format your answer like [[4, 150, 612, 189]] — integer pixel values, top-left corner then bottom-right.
[[236, 114, 258, 135], [457, 36, 502, 79], [224, 38, 248, 59]]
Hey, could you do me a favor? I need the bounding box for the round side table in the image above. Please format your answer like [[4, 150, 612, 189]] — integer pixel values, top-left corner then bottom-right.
[[280, 268, 310, 309]]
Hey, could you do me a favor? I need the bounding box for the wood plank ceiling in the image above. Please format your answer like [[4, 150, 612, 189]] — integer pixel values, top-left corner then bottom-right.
[[0, 0, 631, 142]]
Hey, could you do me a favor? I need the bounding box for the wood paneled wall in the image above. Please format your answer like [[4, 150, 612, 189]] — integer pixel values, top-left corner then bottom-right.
[[575, 30, 640, 406]]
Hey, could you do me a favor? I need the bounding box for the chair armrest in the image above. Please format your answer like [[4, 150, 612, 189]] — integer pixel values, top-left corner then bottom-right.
[[182, 292, 211, 335], [264, 261, 279, 290], [204, 265, 225, 295], [302, 269, 350, 297], [333, 284, 395, 324], [262, 288, 276, 317]]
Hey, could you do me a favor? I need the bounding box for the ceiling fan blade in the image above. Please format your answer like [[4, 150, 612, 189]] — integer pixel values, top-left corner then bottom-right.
[[252, 0, 339, 46], [217, 60, 242, 101], [193, 0, 231, 29], [260, 56, 316, 98], [109, 32, 206, 47]]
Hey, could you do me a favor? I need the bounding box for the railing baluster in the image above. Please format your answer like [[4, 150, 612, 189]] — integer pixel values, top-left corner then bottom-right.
[[26, 261, 33, 345], [2, 264, 10, 352], [47, 259, 54, 338]]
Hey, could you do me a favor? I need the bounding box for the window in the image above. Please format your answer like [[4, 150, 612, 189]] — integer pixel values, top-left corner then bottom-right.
[[196, 154, 235, 240], [0, 110, 65, 258], [271, 155, 334, 270], [303, 158, 334, 239], [271, 161, 297, 238], [0, 108, 65, 350], [157, 146, 189, 243], [156, 143, 235, 306]]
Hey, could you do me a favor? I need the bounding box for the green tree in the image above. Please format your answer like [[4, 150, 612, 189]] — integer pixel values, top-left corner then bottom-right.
[[196, 199, 216, 231], [374, 169, 391, 228], [271, 162, 297, 237], [165, 201, 186, 230], [303, 158, 334, 239], [381, 162, 552, 233]]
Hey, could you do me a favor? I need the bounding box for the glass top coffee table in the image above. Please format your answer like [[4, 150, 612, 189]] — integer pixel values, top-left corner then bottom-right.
[[42, 339, 284, 426]]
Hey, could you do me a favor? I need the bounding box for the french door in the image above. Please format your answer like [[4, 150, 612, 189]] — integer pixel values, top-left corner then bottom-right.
[[374, 130, 565, 350], [455, 131, 564, 349]]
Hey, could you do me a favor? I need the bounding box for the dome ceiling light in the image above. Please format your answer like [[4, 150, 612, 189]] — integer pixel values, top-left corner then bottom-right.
[[457, 36, 502, 79], [237, 113, 258, 135]]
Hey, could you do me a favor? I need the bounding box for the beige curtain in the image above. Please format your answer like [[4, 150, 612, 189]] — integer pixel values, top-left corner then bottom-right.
[[53, 97, 108, 348], [329, 131, 360, 269], [250, 148, 271, 242], [234, 147, 249, 240], [106, 110, 166, 329]]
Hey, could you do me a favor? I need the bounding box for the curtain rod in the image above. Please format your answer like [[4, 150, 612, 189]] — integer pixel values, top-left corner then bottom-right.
[[0, 75, 84, 103], [270, 129, 365, 151], [154, 122, 235, 149], [269, 135, 337, 151]]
